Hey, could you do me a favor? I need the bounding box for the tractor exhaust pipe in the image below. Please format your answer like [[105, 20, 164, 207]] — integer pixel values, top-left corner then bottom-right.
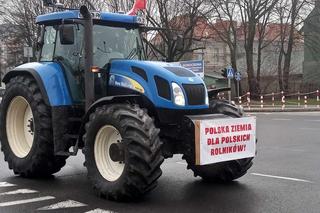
[[80, 5, 95, 110]]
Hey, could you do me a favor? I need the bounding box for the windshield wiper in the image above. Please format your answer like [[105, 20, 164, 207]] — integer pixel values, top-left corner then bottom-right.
[[126, 48, 138, 59], [97, 41, 110, 54], [126, 37, 142, 60]]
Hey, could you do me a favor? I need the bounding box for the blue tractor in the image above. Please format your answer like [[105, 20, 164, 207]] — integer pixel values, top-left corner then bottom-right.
[[0, 4, 255, 201]]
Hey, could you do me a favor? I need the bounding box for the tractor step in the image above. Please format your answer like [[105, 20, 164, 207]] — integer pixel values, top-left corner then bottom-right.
[[55, 145, 79, 156], [55, 134, 80, 156]]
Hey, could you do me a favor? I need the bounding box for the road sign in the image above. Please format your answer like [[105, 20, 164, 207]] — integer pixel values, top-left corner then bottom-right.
[[226, 67, 234, 102], [235, 71, 241, 81], [23, 47, 33, 58], [24, 46, 33, 62], [170, 60, 205, 79], [178, 60, 204, 78], [227, 67, 234, 79]]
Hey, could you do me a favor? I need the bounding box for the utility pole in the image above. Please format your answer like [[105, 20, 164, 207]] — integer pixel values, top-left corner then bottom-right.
[[235, 71, 241, 97]]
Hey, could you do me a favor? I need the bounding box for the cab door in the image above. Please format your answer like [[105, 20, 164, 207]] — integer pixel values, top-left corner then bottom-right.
[[54, 24, 85, 103], [39, 24, 85, 103]]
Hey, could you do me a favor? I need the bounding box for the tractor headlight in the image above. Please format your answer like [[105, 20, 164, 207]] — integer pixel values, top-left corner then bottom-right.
[[205, 93, 209, 105], [205, 87, 209, 105], [172, 82, 185, 106]]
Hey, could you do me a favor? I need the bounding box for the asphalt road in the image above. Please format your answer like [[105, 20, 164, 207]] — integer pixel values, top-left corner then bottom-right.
[[0, 112, 320, 213]]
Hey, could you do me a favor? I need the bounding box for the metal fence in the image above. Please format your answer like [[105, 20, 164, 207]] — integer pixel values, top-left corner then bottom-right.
[[217, 90, 320, 109]]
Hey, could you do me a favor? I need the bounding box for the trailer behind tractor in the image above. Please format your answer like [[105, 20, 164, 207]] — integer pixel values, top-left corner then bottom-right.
[[0, 3, 256, 201]]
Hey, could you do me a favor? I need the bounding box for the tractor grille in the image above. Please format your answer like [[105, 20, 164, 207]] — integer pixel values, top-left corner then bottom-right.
[[182, 84, 206, 105]]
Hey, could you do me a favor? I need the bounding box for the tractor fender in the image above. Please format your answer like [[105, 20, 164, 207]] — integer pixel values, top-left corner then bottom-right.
[[2, 68, 50, 105], [3, 63, 73, 106], [86, 95, 143, 117], [78, 94, 156, 147]]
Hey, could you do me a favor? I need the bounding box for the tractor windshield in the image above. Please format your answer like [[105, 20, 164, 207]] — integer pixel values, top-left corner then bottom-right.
[[93, 24, 145, 68]]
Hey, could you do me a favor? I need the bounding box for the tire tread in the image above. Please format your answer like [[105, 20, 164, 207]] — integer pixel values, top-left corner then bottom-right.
[[83, 103, 164, 201]]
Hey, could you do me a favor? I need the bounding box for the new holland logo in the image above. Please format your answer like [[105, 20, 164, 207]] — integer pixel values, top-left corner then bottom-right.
[[188, 78, 194, 82]]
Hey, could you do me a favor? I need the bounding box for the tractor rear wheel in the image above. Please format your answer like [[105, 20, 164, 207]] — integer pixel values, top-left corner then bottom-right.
[[0, 76, 67, 177], [83, 104, 164, 201], [183, 100, 254, 182]]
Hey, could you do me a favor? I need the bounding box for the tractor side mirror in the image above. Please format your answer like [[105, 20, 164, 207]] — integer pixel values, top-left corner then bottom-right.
[[176, 35, 184, 51], [59, 25, 74, 45]]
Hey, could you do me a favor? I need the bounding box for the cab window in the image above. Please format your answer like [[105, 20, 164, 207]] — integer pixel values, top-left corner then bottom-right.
[[55, 24, 84, 72], [40, 26, 56, 61]]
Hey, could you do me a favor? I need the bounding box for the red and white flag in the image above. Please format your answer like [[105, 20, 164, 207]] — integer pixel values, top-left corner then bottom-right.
[[127, 0, 146, 15]]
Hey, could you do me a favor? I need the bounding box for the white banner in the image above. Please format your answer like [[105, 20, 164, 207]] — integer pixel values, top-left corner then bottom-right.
[[195, 116, 256, 165]]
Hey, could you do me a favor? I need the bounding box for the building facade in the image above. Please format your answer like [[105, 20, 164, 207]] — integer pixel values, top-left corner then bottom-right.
[[303, 1, 320, 89], [189, 21, 304, 92]]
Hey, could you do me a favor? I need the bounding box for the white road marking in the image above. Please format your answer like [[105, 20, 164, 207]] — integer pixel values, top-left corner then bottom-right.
[[265, 147, 305, 152], [176, 161, 187, 166], [0, 189, 38, 196], [305, 119, 320, 122], [253, 112, 320, 115], [271, 118, 292, 121], [251, 173, 313, 183], [248, 113, 272, 115], [0, 182, 16, 187], [37, 200, 87, 210], [300, 127, 319, 130], [0, 196, 55, 207], [85, 209, 116, 213]]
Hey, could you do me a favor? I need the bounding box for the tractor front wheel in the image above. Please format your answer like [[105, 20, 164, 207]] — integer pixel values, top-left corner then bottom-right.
[[183, 100, 254, 182], [83, 104, 164, 201]]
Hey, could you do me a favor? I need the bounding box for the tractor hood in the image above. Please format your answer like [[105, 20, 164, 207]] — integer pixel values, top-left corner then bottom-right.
[[108, 60, 209, 110], [109, 60, 204, 85]]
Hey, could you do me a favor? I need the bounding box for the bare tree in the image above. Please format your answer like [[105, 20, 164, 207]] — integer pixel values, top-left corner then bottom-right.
[[236, 0, 278, 96], [204, 0, 278, 95], [0, 0, 108, 67], [274, 0, 313, 92], [202, 0, 244, 95], [144, 0, 210, 62], [65, 0, 108, 10], [105, 0, 134, 12], [0, 0, 48, 66], [204, 0, 238, 71]]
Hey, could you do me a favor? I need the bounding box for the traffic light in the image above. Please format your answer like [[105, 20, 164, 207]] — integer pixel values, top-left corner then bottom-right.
[[221, 68, 227, 78]]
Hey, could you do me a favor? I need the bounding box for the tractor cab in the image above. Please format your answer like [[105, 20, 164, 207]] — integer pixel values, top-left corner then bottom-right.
[[36, 10, 145, 103]]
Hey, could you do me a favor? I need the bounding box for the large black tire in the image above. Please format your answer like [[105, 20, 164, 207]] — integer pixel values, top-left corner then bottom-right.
[[83, 104, 164, 201], [0, 76, 67, 177], [183, 100, 254, 182]]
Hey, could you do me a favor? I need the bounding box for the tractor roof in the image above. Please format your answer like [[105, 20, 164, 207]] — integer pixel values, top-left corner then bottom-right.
[[36, 10, 141, 25]]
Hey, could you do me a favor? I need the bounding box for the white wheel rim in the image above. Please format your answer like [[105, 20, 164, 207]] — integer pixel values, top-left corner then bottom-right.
[[94, 125, 125, 182], [6, 96, 34, 158]]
